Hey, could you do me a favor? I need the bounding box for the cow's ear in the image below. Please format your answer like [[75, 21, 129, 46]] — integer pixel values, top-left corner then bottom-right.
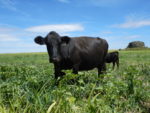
[[34, 36, 45, 45], [61, 36, 71, 44]]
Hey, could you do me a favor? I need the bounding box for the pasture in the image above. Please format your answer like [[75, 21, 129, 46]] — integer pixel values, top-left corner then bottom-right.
[[0, 50, 150, 113]]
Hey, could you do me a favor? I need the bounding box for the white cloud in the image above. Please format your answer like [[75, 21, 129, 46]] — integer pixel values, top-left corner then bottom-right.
[[58, 0, 70, 3], [25, 24, 84, 33], [0, 42, 46, 53], [0, 34, 19, 42], [112, 19, 150, 28], [0, 24, 84, 53], [0, 27, 16, 33]]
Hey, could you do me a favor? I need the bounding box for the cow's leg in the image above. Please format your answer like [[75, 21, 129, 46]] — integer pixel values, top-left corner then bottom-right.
[[97, 65, 104, 79], [103, 63, 106, 72], [72, 63, 80, 74], [98, 67, 102, 75], [98, 62, 106, 75], [116, 59, 119, 69], [112, 62, 115, 70], [54, 68, 61, 79], [54, 64, 65, 79]]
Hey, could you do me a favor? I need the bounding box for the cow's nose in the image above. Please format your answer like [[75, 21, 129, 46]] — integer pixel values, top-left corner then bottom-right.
[[52, 57, 60, 63]]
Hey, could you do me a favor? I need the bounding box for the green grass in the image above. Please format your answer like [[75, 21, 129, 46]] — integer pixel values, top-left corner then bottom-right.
[[0, 50, 150, 113]]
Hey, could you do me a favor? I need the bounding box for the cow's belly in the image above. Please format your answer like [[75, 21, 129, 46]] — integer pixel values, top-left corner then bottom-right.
[[60, 54, 104, 71], [79, 64, 96, 70], [79, 54, 103, 70], [78, 60, 101, 70]]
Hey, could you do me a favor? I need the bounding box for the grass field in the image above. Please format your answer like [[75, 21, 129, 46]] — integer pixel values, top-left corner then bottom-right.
[[0, 50, 150, 113]]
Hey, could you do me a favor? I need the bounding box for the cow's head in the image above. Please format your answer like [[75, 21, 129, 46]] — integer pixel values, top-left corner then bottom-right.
[[34, 31, 70, 63]]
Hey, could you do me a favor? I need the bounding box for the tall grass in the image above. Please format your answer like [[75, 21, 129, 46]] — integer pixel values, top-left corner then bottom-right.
[[0, 50, 150, 113]]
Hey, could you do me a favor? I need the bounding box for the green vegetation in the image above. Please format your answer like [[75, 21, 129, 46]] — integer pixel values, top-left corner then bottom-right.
[[0, 50, 150, 113], [125, 47, 150, 51]]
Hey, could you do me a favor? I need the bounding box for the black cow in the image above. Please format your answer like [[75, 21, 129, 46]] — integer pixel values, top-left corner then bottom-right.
[[105, 51, 119, 69], [34, 31, 108, 79]]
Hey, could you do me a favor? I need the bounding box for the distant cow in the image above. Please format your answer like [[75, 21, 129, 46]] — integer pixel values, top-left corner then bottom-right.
[[34, 31, 108, 79], [105, 51, 119, 69]]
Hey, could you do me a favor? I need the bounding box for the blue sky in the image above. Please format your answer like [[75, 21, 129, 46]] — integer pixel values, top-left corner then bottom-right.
[[0, 0, 150, 53]]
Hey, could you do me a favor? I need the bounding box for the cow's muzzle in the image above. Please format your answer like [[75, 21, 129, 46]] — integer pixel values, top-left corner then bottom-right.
[[52, 57, 60, 63]]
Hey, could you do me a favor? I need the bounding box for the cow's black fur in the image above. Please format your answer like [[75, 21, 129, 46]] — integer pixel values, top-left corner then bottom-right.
[[34, 31, 109, 79], [105, 51, 119, 69]]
